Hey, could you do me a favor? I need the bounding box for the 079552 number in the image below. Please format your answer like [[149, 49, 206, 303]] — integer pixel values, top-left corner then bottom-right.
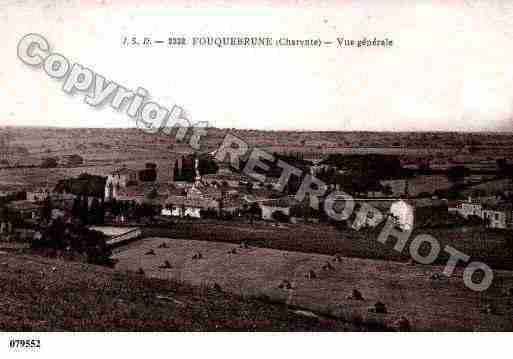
[[9, 339, 40, 349]]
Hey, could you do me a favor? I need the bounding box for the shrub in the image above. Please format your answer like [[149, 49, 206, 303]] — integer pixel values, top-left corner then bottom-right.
[[272, 210, 289, 223], [41, 157, 58, 168]]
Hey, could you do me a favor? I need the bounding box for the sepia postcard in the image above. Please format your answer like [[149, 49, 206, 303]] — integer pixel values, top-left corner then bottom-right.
[[1, 0, 513, 356]]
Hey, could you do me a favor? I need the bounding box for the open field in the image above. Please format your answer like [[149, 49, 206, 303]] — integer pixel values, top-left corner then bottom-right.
[[0, 158, 176, 191], [141, 222, 513, 270], [4, 127, 513, 173], [3, 127, 513, 196], [0, 252, 359, 331], [113, 237, 513, 331]]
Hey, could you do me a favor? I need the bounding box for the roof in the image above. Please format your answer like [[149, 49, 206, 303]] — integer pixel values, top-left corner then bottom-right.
[[7, 200, 42, 212], [27, 187, 52, 193], [222, 195, 248, 209], [51, 193, 75, 201], [260, 196, 299, 208], [117, 187, 145, 198], [111, 167, 136, 176], [243, 194, 257, 202], [482, 203, 513, 212], [202, 187, 222, 197], [202, 172, 249, 182], [54, 175, 106, 197], [186, 186, 222, 200], [117, 183, 170, 199], [166, 195, 218, 209], [446, 200, 461, 208]]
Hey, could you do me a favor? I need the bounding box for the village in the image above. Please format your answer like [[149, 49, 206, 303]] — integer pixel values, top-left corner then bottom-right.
[[1, 148, 512, 235], [1, 128, 513, 331]]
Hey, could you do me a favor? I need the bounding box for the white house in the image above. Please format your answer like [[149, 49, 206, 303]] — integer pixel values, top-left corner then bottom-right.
[[482, 203, 512, 229], [6, 200, 43, 220], [389, 200, 415, 231], [259, 196, 298, 221], [447, 197, 513, 229], [162, 196, 218, 218], [162, 185, 220, 218], [26, 187, 51, 202], [105, 167, 138, 200]]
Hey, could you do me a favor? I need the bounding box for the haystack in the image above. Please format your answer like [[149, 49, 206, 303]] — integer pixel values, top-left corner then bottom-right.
[[394, 316, 410, 331], [159, 260, 172, 269], [322, 261, 334, 271], [373, 301, 387, 314], [278, 280, 292, 290], [482, 303, 495, 314], [348, 289, 364, 301], [305, 270, 317, 279]]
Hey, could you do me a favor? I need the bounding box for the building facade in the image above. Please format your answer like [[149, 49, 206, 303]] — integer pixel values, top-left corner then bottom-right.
[[105, 167, 138, 200]]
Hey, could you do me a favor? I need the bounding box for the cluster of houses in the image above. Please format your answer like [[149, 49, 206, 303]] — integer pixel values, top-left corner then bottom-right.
[[448, 197, 513, 229], [104, 162, 252, 220], [3, 190, 74, 223], [1, 155, 513, 235]]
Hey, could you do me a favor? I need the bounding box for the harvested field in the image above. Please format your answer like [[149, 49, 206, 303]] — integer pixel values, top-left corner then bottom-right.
[[113, 237, 513, 331]]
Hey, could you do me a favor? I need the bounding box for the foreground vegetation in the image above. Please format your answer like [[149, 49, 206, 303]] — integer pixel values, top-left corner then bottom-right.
[[0, 253, 360, 331]]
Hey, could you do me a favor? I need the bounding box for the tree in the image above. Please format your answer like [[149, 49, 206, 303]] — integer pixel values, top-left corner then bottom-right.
[[272, 210, 289, 223], [146, 188, 158, 201], [80, 196, 89, 225], [84, 229, 113, 266], [200, 208, 218, 218], [33, 221, 113, 266], [472, 189, 486, 198], [197, 155, 219, 176], [89, 197, 105, 225], [41, 195, 53, 222], [41, 157, 58, 168], [497, 158, 508, 173], [382, 185, 393, 196], [446, 166, 469, 184], [67, 154, 83, 166], [0, 205, 8, 221], [72, 196, 82, 219], [173, 160, 181, 181], [248, 202, 262, 224], [139, 168, 157, 182], [136, 203, 157, 221]]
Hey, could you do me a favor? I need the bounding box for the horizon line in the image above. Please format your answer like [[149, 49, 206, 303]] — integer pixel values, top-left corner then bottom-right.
[[1, 125, 513, 134]]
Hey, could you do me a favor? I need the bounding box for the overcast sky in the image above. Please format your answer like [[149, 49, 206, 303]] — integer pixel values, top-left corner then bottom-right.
[[2, 0, 513, 131]]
